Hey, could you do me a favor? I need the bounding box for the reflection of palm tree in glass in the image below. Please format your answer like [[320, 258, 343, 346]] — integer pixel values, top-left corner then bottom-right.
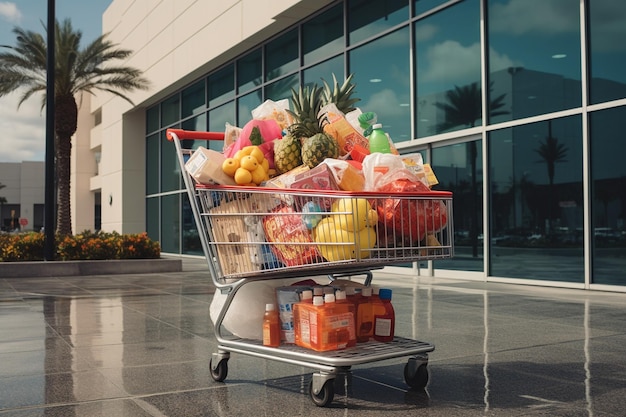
[[433, 82, 507, 257], [534, 121, 568, 232]]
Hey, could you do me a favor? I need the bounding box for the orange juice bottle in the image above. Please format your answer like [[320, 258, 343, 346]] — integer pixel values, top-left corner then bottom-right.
[[356, 287, 374, 342], [335, 290, 356, 347], [262, 303, 280, 347], [373, 289, 395, 342], [294, 293, 319, 349]]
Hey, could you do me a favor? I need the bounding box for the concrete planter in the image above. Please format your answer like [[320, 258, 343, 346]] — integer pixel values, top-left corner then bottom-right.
[[0, 258, 182, 278]]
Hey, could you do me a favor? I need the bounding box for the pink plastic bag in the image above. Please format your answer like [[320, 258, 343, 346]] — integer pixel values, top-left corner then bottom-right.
[[224, 119, 283, 169]]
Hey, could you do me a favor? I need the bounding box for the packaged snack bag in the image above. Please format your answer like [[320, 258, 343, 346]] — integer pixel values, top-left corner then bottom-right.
[[263, 204, 321, 266]]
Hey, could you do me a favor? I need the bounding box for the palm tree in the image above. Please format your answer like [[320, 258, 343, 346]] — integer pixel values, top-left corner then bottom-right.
[[535, 121, 568, 230], [0, 19, 149, 236]]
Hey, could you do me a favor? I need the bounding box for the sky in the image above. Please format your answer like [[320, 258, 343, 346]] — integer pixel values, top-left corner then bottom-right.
[[0, 0, 112, 163]]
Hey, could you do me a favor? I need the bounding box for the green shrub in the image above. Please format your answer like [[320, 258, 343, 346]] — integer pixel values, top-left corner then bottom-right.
[[0, 230, 161, 262]]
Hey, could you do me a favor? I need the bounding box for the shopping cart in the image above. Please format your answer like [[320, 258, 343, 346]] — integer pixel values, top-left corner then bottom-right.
[[167, 128, 454, 406]]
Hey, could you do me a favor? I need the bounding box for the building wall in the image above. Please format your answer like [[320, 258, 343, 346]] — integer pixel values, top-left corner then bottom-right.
[[0, 161, 44, 231], [82, 0, 331, 234]]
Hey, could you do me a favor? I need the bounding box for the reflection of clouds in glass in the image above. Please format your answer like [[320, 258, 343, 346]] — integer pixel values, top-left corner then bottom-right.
[[420, 41, 482, 83], [415, 23, 438, 42], [490, 0, 578, 35], [362, 88, 403, 119], [489, 46, 518, 73]]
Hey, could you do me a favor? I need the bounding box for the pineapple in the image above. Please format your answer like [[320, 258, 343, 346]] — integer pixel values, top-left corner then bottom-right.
[[301, 133, 339, 169], [273, 134, 302, 174], [286, 84, 325, 139], [321, 73, 360, 114]]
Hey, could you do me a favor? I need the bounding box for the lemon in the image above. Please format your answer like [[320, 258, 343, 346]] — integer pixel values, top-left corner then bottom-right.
[[240, 155, 258, 171], [250, 166, 267, 185], [222, 158, 240, 177], [234, 167, 252, 185], [250, 147, 265, 163], [261, 158, 269, 173]]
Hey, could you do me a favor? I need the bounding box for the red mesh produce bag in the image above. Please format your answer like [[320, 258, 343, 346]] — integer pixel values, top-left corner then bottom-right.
[[375, 179, 448, 243]]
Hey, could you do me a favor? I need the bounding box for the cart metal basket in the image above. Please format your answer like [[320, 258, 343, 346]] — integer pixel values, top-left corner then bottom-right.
[[167, 128, 454, 406]]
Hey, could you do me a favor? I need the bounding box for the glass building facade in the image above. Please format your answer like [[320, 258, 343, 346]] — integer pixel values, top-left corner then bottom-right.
[[145, 0, 626, 288]]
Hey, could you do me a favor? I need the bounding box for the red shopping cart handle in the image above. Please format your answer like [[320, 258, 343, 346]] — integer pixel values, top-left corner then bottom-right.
[[166, 128, 224, 141]]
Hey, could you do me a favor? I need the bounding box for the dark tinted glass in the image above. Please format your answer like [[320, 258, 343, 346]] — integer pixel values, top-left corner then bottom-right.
[[432, 140, 484, 271], [161, 95, 180, 127], [182, 198, 202, 255], [590, 106, 626, 285], [415, 0, 481, 138], [266, 29, 299, 80], [488, 116, 583, 282], [182, 80, 205, 118], [348, 0, 409, 45], [303, 4, 344, 65], [415, 0, 451, 16], [160, 129, 180, 192], [238, 49, 262, 93], [487, 0, 581, 124], [209, 102, 235, 151], [303, 56, 344, 89], [146, 133, 159, 195], [146, 197, 159, 242], [238, 91, 263, 126], [160, 193, 180, 253], [588, 0, 626, 104], [209, 64, 235, 107], [146, 105, 159, 134]]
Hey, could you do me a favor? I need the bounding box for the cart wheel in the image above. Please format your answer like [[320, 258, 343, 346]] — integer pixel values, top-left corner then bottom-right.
[[404, 363, 428, 389], [209, 357, 228, 382], [309, 379, 334, 407]]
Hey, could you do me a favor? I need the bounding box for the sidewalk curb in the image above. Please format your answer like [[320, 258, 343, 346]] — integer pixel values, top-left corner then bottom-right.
[[0, 258, 183, 278]]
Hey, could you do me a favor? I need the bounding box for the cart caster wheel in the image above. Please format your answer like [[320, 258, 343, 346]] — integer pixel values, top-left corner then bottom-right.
[[209, 358, 228, 382], [404, 363, 429, 389], [309, 379, 334, 407]]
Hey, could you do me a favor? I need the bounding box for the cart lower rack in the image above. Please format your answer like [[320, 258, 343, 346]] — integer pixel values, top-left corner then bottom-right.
[[167, 129, 454, 407]]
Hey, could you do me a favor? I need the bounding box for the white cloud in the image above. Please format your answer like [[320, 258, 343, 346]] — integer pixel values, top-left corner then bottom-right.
[[0, 95, 46, 163], [0, 2, 21, 23]]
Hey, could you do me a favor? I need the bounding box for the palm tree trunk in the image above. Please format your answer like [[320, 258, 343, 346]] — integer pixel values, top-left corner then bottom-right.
[[55, 94, 78, 236]]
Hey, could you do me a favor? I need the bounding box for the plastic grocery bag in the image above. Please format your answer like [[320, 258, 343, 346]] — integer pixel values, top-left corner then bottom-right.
[[223, 119, 283, 169]]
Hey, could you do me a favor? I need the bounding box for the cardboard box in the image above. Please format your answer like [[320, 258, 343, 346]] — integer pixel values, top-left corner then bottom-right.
[[185, 147, 236, 186]]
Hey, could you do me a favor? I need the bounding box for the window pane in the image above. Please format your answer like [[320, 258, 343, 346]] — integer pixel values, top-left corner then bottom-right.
[[209, 64, 235, 107], [266, 74, 299, 102], [238, 49, 262, 93], [161, 130, 180, 192], [488, 116, 583, 282], [487, 0, 581, 124], [303, 56, 344, 88], [161, 95, 180, 127], [348, 0, 409, 45], [349, 27, 411, 143], [181, 114, 207, 134], [266, 29, 299, 81], [415, 0, 481, 138], [182, 80, 205, 118], [590, 106, 626, 285], [146, 133, 159, 195], [146, 196, 159, 243], [182, 198, 202, 255], [432, 140, 484, 271], [303, 4, 344, 65], [415, 0, 452, 16], [146, 105, 159, 134], [238, 91, 263, 126], [588, 1, 626, 104], [160, 194, 180, 254], [209, 102, 235, 151]]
